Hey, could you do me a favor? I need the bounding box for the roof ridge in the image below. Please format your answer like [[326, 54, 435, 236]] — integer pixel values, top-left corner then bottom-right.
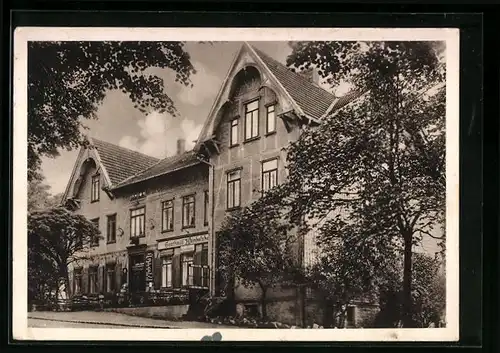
[[250, 45, 335, 97], [91, 137, 160, 162]]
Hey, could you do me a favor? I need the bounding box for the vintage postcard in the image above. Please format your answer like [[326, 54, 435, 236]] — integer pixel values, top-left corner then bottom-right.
[[13, 27, 459, 341]]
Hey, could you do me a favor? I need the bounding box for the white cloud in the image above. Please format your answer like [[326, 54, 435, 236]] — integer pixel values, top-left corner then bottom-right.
[[118, 111, 202, 159], [176, 61, 221, 106]]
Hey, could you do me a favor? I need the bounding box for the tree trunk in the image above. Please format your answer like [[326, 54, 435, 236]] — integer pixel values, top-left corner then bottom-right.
[[402, 235, 416, 328], [259, 283, 268, 320]]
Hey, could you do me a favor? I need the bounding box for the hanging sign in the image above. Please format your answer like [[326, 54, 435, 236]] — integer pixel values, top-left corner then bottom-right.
[[145, 251, 154, 283]]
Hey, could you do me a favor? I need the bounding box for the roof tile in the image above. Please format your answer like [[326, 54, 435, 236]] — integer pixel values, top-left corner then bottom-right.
[[252, 46, 337, 120], [91, 138, 160, 186], [112, 150, 201, 189]]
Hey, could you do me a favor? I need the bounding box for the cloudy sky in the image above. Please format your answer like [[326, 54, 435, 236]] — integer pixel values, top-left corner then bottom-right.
[[41, 41, 322, 195]]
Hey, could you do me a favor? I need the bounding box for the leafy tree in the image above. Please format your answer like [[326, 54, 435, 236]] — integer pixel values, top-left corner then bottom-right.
[[306, 224, 400, 327], [28, 177, 63, 211], [283, 41, 446, 327], [374, 253, 445, 328], [217, 194, 299, 319], [28, 207, 102, 298], [28, 41, 196, 181]]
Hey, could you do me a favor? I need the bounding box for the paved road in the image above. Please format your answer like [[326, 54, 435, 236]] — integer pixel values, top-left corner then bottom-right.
[[29, 318, 127, 328], [27, 311, 231, 329]]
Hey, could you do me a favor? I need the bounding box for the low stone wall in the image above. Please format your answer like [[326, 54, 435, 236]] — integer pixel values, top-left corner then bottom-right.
[[105, 304, 189, 321]]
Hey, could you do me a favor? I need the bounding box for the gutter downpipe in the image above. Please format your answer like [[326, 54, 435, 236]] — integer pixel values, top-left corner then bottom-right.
[[195, 151, 216, 297]]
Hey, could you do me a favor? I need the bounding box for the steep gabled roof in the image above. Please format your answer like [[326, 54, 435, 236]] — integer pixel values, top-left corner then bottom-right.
[[91, 138, 160, 185], [251, 46, 336, 120], [112, 150, 201, 190]]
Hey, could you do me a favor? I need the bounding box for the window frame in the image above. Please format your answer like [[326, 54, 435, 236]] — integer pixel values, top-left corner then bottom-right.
[[90, 217, 100, 247], [203, 190, 209, 226], [229, 117, 239, 147], [181, 252, 194, 287], [91, 174, 100, 202], [182, 194, 196, 229], [265, 104, 276, 135], [106, 264, 116, 293], [244, 99, 260, 141], [106, 214, 117, 244], [226, 168, 242, 210], [130, 206, 146, 238], [161, 199, 174, 232], [161, 255, 173, 288], [88, 266, 98, 294], [73, 268, 82, 294], [261, 158, 279, 193]]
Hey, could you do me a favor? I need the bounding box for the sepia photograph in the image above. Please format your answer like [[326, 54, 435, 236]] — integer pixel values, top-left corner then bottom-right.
[[13, 27, 459, 341]]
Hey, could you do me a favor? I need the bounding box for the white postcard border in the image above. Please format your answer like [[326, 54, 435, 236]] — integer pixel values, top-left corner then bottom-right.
[[13, 27, 460, 342]]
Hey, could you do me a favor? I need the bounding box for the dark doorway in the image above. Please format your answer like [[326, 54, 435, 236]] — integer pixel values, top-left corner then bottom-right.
[[129, 254, 146, 293]]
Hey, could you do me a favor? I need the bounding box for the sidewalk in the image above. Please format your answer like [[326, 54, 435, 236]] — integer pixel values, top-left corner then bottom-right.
[[28, 311, 233, 329]]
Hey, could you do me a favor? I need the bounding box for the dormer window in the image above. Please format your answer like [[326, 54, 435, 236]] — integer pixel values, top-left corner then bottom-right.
[[91, 174, 100, 202], [244, 100, 259, 141]]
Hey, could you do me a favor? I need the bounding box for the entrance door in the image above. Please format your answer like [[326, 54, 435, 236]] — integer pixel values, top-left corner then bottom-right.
[[129, 254, 146, 293]]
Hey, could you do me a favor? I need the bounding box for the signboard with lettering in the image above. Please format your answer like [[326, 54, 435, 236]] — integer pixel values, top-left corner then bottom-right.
[[145, 251, 154, 284], [158, 233, 209, 250]]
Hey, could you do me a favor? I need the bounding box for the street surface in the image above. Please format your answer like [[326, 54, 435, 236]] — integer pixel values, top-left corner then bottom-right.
[[27, 311, 231, 329], [29, 318, 124, 328]]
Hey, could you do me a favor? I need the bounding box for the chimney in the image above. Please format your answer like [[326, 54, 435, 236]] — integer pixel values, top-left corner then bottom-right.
[[301, 67, 319, 85], [176, 138, 186, 155]]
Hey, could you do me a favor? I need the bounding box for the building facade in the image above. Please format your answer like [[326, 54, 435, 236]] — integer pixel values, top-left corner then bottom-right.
[[62, 43, 363, 325]]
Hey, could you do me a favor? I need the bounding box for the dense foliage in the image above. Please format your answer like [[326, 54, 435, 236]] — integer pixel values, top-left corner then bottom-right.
[[279, 41, 446, 327], [375, 253, 446, 328], [217, 193, 299, 319], [28, 41, 196, 181], [28, 207, 102, 302]]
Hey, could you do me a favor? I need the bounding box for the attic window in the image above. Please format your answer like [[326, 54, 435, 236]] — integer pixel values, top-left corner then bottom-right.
[[91, 175, 100, 202]]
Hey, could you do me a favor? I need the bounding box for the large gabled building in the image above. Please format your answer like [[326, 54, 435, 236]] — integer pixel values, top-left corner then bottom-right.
[[61, 42, 362, 326]]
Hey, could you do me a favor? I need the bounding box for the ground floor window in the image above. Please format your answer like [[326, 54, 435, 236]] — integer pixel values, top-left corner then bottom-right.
[[89, 266, 98, 294], [161, 256, 173, 288], [106, 264, 116, 293], [158, 242, 209, 289], [182, 253, 194, 286], [73, 268, 82, 294]]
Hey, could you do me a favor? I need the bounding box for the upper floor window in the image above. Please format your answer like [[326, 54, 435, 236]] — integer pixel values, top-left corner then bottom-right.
[[244, 100, 259, 140], [106, 214, 117, 244], [130, 207, 145, 238], [91, 174, 100, 202], [230, 118, 239, 146], [262, 159, 278, 192], [182, 195, 195, 228], [90, 218, 100, 246], [203, 190, 209, 226], [266, 104, 276, 134], [162, 200, 174, 232], [227, 169, 241, 209]]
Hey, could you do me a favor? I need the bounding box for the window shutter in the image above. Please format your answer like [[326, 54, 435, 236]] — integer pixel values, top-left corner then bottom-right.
[[82, 267, 89, 294], [98, 265, 104, 293], [115, 261, 122, 291], [103, 266, 108, 293], [172, 252, 181, 288], [154, 256, 162, 290], [194, 247, 202, 287]]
